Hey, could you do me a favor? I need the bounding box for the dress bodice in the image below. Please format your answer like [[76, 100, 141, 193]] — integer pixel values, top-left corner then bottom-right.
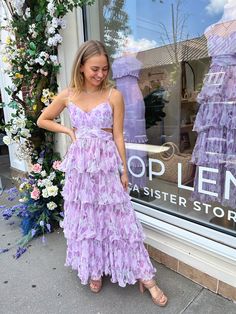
[[205, 26, 236, 61], [67, 101, 113, 130], [112, 55, 142, 79]]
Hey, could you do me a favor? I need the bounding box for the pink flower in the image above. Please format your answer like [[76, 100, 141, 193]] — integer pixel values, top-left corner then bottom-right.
[[30, 186, 40, 200], [32, 163, 42, 173], [52, 160, 61, 170]]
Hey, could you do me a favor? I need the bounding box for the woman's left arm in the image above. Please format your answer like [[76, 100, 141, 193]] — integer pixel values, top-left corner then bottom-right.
[[111, 89, 129, 191]]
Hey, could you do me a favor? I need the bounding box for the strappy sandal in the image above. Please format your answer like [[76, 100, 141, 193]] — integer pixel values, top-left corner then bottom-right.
[[89, 278, 102, 293], [139, 279, 168, 307]]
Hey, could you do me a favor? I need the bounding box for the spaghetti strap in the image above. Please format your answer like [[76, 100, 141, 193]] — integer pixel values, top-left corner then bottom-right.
[[67, 87, 73, 106], [107, 87, 113, 101]]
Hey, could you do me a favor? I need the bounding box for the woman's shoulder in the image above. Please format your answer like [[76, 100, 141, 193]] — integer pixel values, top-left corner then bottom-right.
[[110, 87, 123, 100], [109, 87, 124, 111], [55, 87, 78, 106]]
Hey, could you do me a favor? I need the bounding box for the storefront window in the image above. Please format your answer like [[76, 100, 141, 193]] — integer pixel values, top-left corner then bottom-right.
[[94, 0, 236, 236]]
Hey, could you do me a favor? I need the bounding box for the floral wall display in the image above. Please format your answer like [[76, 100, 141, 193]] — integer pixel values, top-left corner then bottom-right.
[[0, 0, 95, 258]]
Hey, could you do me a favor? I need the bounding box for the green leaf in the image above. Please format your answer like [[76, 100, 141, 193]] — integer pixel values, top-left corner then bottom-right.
[[26, 49, 36, 56], [36, 14, 42, 22], [29, 42, 36, 50], [17, 232, 34, 247], [7, 101, 19, 109]]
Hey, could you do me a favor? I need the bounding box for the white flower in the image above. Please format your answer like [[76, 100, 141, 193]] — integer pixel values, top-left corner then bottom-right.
[[41, 170, 47, 177], [39, 69, 48, 76], [42, 88, 50, 97], [51, 17, 59, 28], [58, 18, 66, 29], [19, 182, 27, 190], [47, 34, 63, 47], [29, 24, 35, 30], [20, 128, 31, 138], [9, 125, 18, 134], [37, 157, 44, 164], [35, 57, 45, 66], [28, 58, 35, 66], [47, 1, 55, 16], [15, 117, 25, 128], [60, 179, 65, 185], [25, 7, 31, 18], [11, 84, 17, 92], [49, 55, 59, 66], [48, 172, 56, 180], [42, 188, 49, 198], [19, 197, 28, 202], [29, 24, 37, 38], [12, 0, 25, 16], [3, 136, 12, 145], [39, 51, 49, 59], [47, 201, 57, 210], [24, 64, 32, 72], [37, 179, 44, 187], [42, 179, 52, 187], [46, 185, 58, 197], [47, 26, 56, 35]]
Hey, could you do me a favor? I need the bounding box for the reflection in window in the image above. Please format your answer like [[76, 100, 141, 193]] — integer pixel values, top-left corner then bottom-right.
[[99, 0, 236, 235]]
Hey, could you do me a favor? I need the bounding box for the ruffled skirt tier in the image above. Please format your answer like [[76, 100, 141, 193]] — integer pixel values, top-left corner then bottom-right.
[[191, 63, 236, 207], [59, 133, 156, 287]]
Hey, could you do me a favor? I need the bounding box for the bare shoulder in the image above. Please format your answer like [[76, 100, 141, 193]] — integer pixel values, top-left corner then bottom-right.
[[110, 88, 124, 110], [56, 88, 70, 104]]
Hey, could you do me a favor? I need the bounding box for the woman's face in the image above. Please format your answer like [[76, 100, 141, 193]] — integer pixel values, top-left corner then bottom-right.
[[80, 54, 109, 88]]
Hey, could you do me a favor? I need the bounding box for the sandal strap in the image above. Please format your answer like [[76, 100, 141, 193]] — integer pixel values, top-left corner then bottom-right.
[[141, 279, 156, 289]]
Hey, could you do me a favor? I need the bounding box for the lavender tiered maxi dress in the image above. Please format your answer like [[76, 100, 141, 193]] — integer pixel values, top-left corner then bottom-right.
[[59, 99, 156, 287], [112, 56, 148, 188], [191, 25, 236, 208]]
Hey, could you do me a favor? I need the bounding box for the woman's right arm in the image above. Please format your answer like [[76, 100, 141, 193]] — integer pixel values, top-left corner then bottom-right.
[[37, 88, 76, 142]]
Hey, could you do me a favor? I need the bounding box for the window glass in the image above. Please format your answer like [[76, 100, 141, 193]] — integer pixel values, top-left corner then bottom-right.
[[98, 0, 236, 236]]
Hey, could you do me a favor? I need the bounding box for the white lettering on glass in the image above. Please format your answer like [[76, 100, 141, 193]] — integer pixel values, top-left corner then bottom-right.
[[149, 158, 165, 181], [213, 207, 225, 218], [199, 166, 218, 197], [228, 210, 236, 222], [127, 156, 145, 178], [224, 170, 236, 200], [193, 201, 201, 211], [178, 163, 194, 191]]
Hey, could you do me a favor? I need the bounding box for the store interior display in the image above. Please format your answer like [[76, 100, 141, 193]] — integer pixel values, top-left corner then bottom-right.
[[191, 16, 236, 209]]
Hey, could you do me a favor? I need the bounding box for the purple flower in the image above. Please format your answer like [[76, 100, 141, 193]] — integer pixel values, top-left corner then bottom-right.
[[17, 204, 29, 218], [0, 248, 9, 254], [31, 229, 36, 237], [46, 223, 51, 232], [7, 187, 18, 194], [39, 150, 45, 158], [14, 247, 27, 259], [2, 208, 13, 220], [6, 187, 19, 201], [59, 211, 64, 217]]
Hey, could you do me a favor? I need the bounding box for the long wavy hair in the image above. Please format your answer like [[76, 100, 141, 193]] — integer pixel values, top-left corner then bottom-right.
[[70, 40, 111, 92]]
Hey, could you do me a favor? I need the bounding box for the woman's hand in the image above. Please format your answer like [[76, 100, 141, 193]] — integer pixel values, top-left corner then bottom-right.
[[120, 172, 129, 191], [67, 128, 77, 143]]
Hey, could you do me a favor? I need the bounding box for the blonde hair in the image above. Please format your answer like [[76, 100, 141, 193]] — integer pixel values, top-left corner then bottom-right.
[[70, 40, 111, 92]]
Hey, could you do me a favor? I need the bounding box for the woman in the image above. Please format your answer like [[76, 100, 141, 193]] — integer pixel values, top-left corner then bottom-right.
[[37, 40, 167, 307]]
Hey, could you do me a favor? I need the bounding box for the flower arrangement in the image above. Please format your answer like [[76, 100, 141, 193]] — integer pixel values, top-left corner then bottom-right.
[[1, 152, 65, 257], [0, 0, 95, 257], [0, 0, 95, 160]]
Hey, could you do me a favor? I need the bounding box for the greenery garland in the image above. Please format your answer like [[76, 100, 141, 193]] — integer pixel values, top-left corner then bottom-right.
[[0, 0, 94, 161], [0, 0, 95, 258]]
